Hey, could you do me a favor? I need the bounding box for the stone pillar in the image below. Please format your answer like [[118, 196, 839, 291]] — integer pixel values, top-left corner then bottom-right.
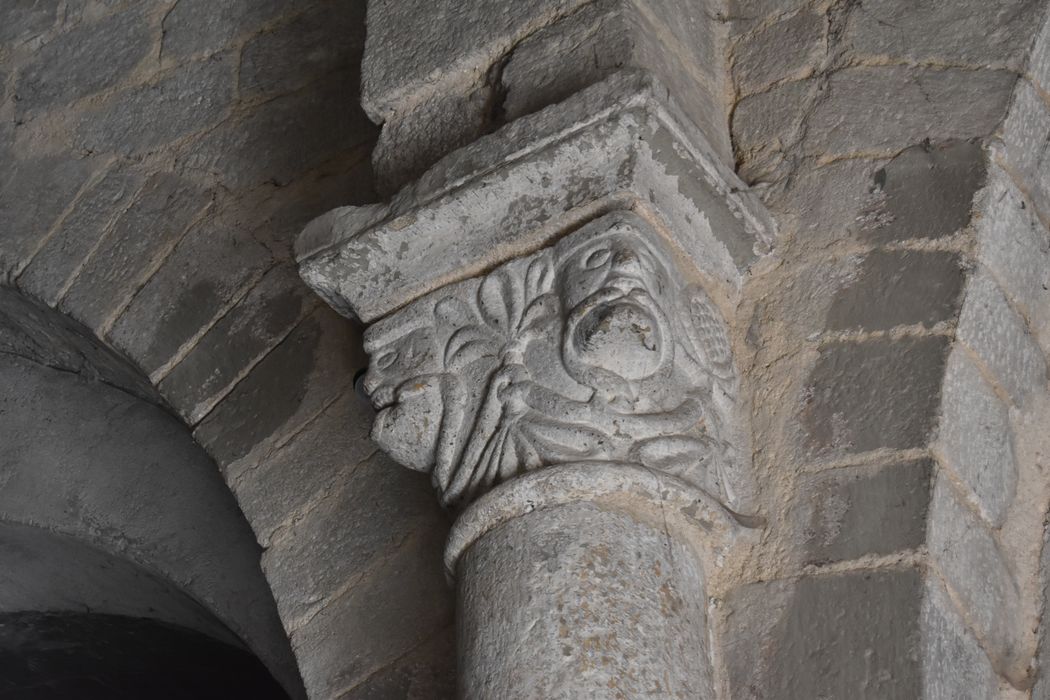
[[296, 3, 775, 697]]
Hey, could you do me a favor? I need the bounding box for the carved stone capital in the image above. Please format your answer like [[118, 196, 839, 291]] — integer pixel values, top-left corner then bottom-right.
[[297, 72, 772, 534]]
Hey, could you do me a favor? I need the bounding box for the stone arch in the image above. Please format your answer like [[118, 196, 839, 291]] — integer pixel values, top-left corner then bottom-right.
[[0, 286, 300, 696]]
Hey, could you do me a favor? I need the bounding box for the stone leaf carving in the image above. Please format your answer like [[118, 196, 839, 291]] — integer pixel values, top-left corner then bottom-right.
[[361, 211, 740, 509]]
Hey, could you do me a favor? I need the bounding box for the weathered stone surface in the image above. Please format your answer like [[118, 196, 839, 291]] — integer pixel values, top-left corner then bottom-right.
[[230, 389, 375, 545], [936, 349, 1018, 527], [177, 70, 375, 189], [76, 54, 235, 156], [1028, 15, 1050, 95], [0, 155, 98, 280], [825, 250, 965, 331], [796, 459, 931, 565], [957, 270, 1048, 408], [360, 0, 589, 120], [159, 263, 320, 424], [261, 451, 447, 627], [334, 626, 455, 700], [0, 0, 61, 43], [804, 67, 1015, 157], [921, 575, 1000, 700], [1000, 80, 1050, 221], [291, 525, 453, 699], [800, 336, 950, 456], [927, 475, 1028, 681], [159, 0, 289, 61], [58, 172, 211, 333], [731, 78, 816, 184], [844, 0, 1042, 70], [976, 166, 1050, 355], [192, 306, 359, 469], [106, 211, 274, 377], [459, 501, 711, 699], [501, 0, 730, 161], [14, 6, 152, 116], [300, 73, 775, 322], [857, 140, 987, 243], [731, 9, 823, 96], [17, 164, 144, 306], [238, 1, 365, 98], [723, 568, 922, 699]]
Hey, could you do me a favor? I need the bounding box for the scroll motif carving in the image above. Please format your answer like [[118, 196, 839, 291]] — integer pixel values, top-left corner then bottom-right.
[[361, 212, 740, 509]]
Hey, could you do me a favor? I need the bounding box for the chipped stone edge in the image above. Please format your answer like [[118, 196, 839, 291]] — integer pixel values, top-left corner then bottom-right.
[[297, 70, 777, 322]]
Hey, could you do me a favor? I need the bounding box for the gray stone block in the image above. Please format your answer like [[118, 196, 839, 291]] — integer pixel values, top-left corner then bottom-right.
[[731, 9, 824, 96], [844, 0, 1042, 70], [106, 212, 273, 378], [936, 348, 1018, 527], [192, 306, 359, 470], [921, 575, 1000, 700], [1000, 80, 1050, 222], [858, 140, 987, 243], [158, 263, 319, 424], [14, 7, 152, 116], [723, 568, 922, 699], [927, 475, 1028, 681], [977, 168, 1050, 356], [958, 269, 1048, 408], [804, 67, 1015, 158], [0, 0, 60, 43], [159, 0, 292, 61], [261, 450, 448, 627], [58, 172, 211, 333], [76, 54, 235, 156], [334, 626, 455, 700], [238, 1, 365, 98], [290, 524, 453, 699], [825, 250, 965, 332], [229, 389, 375, 546], [732, 78, 816, 183], [17, 165, 144, 306], [796, 459, 931, 565], [1028, 14, 1050, 96], [0, 155, 98, 281], [800, 336, 950, 456], [177, 70, 375, 189]]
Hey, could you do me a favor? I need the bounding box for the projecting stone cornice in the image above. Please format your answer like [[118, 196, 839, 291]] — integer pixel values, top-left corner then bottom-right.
[[297, 71, 776, 323]]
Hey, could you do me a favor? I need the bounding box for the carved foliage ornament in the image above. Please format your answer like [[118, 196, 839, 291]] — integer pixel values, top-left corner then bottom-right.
[[361, 212, 740, 509]]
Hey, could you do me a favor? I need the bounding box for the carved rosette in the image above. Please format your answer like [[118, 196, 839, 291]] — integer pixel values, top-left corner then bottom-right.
[[360, 211, 743, 514]]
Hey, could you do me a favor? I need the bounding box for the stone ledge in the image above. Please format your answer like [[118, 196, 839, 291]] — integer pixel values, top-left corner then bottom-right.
[[298, 71, 776, 322]]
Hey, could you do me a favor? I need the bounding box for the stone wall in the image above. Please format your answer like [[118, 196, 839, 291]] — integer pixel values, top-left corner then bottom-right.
[[921, 10, 1050, 698], [0, 2, 453, 697]]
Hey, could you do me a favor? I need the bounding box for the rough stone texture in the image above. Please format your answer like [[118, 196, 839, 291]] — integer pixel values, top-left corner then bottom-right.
[[795, 459, 931, 565], [957, 269, 1048, 408], [58, 171, 212, 333], [843, 0, 1043, 70], [156, 263, 319, 422], [17, 164, 146, 306], [193, 306, 360, 469], [723, 568, 922, 699], [262, 450, 447, 629], [927, 475, 1028, 682], [803, 67, 1015, 159], [13, 6, 153, 117], [799, 336, 950, 457], [824, 250, 965, 332], [976, 165, 1050, 355], [290, 525, 454, 700], [1000, 80, 1050, 222], [921, 576, 1001, 700], [730, 8, 824, 96], [334, 627, 455, 700], [936, 349, 1018, 527], [459, 501, 712, 699], [857, 141, 988, 244]]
